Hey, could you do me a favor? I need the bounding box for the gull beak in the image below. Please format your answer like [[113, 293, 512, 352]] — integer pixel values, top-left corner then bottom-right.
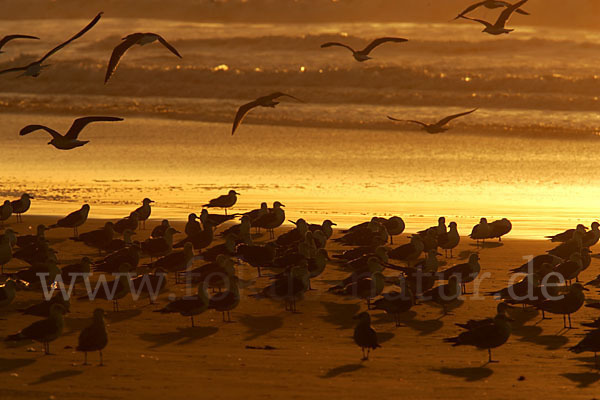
[[582, 287, 590, 291], [332, 223, 337, 226], [235, 192, 241, 195], [47, 142, 52, 145]]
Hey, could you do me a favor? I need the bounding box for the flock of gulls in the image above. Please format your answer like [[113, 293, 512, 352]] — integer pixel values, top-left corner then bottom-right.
[[2, 0, 600, 375], [1, 188, 600, 366], [1, 0, 536, 143]]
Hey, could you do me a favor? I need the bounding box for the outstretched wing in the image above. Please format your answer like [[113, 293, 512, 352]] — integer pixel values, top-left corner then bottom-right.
[[459, 15, 493, 28], [387, 116, 428, 127], [269, 92, 304, 103], [453, 1, 487, 19], [232, 100, 260, 136], [436, 108, 478, 126], [104, 33, 142, 83], [65, 116, 124, 139], [0, 66, 28, 75], [156, 35, 182, 58], [39, 12, 103, 63], [320, 42, 355, 54], [361, 37, 408, 55], [0, 34, 40, 50], [19, 125, 62, 140], [496, 0, 529, 27]]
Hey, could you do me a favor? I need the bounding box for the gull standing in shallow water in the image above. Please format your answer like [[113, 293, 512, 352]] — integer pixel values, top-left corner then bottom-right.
[[459, 0, 529, 35], [0, 12, 102, 77], [231, 93, 303, 135], [20, 116, 123, 150], [0, 34, 39, 53], [388, 108, 477, 134], [320, 37, 408, 62], [104, 32, 182, 83], [453, 0, 530, 20]]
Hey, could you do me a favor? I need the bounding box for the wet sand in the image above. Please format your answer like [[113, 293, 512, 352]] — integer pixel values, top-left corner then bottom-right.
[[2, 215, 600, 399]]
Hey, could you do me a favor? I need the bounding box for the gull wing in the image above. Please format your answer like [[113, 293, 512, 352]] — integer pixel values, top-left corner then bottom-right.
[[387, 116, 428, 127], [19, 125, 63, 140], [495, 0, 529, 28], [156, 35, 182, 58], [0, 66, 28, 75], [104, 33, 143, 83], [232, 100, 261, 136], [454, 1, 487, 19], [0, 34, 40, 50], [459, 15, 493, 28], [268, 92, 304, 103], [38, 12, 103, 63], [320, 42, 356, 54], [65, 116, 124, 140], [361, 37, 408, 55], [436, 108, 478, 127]]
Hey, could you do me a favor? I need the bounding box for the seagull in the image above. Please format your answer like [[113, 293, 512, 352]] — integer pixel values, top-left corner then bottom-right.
[[5, 303, 65, 354], [444, 305, 512, 363], [133, 198, 154, 229], [454, 0, 530, 20], [20, 116, 124, 150], [49, 204, 90, 236], [439, 253, 481, 294], [0, 34, 40, 53], [17, 294, 71, 317], [0, 12, 102, 77], [77, 308, 108, 366], [320, 37, 408, 62], [104, 32, 182, 84], [388, 108, 477, 134], [10, 193, 33, 222], [155, 283, 209, 327], [208, 276, 240, 322], [459, 0, 529, 35], [203, 190, 239, 215], [372, 288, 415, 327], [0, 200, 12, 227], [232, 93, 303, 135], [353, 312, 381, 360]]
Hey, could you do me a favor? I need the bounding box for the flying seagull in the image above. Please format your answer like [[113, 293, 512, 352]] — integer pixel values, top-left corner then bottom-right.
[[104, 32, 182, 84], [459, 0, 529, 35], [320, 37, 408, 62], [387, 108, 477, 134], [20, 116, 123, 150], [232, 92, 303, 135], [0, 34, 40, 53], [0, 12, 102, 77], [454, 0, 530, 20]]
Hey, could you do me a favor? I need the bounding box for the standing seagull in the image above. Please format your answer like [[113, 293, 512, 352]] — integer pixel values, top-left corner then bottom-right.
[[0, 34, 40, 53], [77, 308, 108, 366], [454, 0, 530, 20], [20, 116, 123, 150], [320, 37, 408, 62], [133, 198, 154, 229], [388, 109, 477, 134], [353, 312, 381, 360], [203, 190, 239, 215], [50, 204, 90, 237], [459, 0, 529, 35], [232, 92, 303, 135], [0, 12, 102, 77], [10, 193, 33, 223], [104, 32, 182, 83]]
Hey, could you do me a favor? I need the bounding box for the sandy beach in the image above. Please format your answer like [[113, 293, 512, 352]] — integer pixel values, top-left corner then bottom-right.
[[2, 215, 600, 400]]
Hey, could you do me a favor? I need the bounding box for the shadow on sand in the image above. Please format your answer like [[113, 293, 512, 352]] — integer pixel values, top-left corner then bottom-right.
[[321, 363, 366, 378], [138, 326, 219, 348], [30, 369, 83, 385], [319, 301, 361, 330], [238, 314, 283, 341], [560, 371, 600, 388], [433, 366, 494, 382], [0, 358, 36, 373]]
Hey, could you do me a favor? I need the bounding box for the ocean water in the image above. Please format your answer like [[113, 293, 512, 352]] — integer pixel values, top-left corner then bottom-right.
[[0, 17, 599, 238]]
